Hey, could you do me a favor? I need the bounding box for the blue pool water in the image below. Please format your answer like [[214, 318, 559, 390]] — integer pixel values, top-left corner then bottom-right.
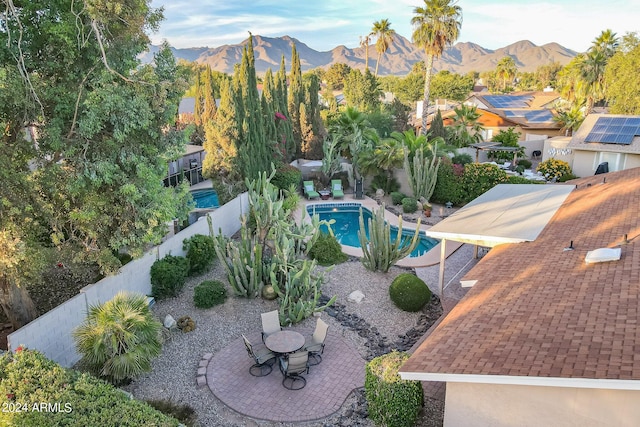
[[191, 189, 220, 209], [306, 203, 438, 258]]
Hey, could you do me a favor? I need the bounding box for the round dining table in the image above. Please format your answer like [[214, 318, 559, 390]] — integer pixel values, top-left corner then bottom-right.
[[264, 330, 305, 354]]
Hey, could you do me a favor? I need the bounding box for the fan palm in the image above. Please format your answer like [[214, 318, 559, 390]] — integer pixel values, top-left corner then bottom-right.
[[372, 19, 396, 77], [74, 292, 162, 384], [412, 0, 462, 135], [495, 56, 517, 92]]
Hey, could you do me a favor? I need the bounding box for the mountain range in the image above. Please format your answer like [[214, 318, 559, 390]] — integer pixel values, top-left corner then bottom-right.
[[141, 34, 578, 76]]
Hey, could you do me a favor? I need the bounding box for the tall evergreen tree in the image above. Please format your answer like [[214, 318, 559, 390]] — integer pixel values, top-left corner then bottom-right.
[[202, 66, 217, 124], [261, 69, 278, 153], [429, 109, 446, 140], [203, 78, 239, 177], [193, 73, 203, 126], [276, 56, 296, 159], [237, 34, 271, 179], [288, 43, 304, 157]]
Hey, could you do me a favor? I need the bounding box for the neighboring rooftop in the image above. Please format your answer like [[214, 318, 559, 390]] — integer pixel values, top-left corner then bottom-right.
[[568, 113, 640, 154], [401, 168, 640, 389]]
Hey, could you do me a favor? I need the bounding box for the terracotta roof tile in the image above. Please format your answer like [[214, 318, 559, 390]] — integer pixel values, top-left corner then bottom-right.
[[402, 168, 640, 381]]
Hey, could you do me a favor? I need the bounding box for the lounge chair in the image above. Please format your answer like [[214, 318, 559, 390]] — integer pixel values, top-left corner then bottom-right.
[[279, 350, 310, 390], [303, 181, 320, 200], [330, 179, 344, 199], [303, 318, 329, 365], [242, 334, 276, 376], [261, 310, 282, 343]]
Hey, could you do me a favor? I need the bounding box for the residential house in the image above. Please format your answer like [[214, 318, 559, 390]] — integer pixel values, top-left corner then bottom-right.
[[543, 113, 640, 177], [165, 144, 206, 187], [400, 168, 640, 426]]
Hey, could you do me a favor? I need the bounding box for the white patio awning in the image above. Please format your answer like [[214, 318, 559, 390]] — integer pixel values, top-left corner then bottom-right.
[[427, 184, 575, 247]]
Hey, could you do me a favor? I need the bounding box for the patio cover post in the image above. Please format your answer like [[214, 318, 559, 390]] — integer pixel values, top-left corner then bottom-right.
[[439, 239, 447, 302]]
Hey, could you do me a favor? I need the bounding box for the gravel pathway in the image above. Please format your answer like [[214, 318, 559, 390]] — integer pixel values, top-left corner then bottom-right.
[[123, 249, 471, 427]]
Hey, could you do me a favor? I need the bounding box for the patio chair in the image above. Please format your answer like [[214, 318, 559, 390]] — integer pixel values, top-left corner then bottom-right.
[[279, 350, 310, 390], [242, 334, 276, 377], [303, 318, 329, 366], [303, 181, 320, 200], [330, 179, 344, 199], [261, 310, 282, 343]]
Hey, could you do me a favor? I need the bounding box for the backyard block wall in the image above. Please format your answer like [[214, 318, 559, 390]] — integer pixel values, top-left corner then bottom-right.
[[7, 192, 249, 368]]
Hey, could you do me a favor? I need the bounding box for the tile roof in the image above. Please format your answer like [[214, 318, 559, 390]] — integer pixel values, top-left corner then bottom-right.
[[401, 168, 640, 385]]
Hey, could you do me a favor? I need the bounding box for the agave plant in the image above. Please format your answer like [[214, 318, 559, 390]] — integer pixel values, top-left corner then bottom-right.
[[73, 292, 162, 384]]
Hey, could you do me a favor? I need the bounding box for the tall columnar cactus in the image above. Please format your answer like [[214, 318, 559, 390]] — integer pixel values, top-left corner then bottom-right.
[[404, 144, 440, 202], [357, 205, 421, 273]]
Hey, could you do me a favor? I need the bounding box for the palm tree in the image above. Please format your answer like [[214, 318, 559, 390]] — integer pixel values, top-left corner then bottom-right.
[[495, 56, 517, 92], [360, 34, 372, 71], [331, 106, 376, 181], [553, 105, 585, 136], [592, 29, 619, 59], [411, 0, 462, 135], [372, 19, 396, 77], [449, 104, 485, 148]]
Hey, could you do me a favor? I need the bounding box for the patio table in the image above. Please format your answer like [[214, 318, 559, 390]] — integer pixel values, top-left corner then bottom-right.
[[264, 330, 305, 355]]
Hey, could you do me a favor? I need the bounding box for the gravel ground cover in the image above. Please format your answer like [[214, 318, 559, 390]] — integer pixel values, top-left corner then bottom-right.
[[124, 257, 450, 427]]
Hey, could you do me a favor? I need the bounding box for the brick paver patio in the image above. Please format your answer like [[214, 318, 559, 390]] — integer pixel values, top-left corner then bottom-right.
[[204, 328, 365, 423]]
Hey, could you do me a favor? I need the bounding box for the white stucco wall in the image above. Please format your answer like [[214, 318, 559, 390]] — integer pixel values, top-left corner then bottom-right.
[[444, 382, 640, 427]]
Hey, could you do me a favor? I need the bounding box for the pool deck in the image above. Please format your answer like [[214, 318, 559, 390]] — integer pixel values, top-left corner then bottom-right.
[[294, 194, 462, 268]]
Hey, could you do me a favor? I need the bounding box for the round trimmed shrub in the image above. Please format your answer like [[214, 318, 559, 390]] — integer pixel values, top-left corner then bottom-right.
[[183, 234, 216, 275], [365, 351, 423, 427], [193, 280, 227, 308], [390, 191, 406, 205], [309, 232, 348, 266], [517, 158, 532, 169], [150, 255, 189, 299], [389, 273, 431, 312], [401, 197, 418, 214], [536, 158, 572, 180]]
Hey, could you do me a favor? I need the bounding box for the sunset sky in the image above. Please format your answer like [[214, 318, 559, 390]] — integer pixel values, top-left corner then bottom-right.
[[148, 0, 640, 53]]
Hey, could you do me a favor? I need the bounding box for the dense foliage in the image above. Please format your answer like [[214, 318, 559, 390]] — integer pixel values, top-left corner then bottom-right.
[[150, 255, 190, 300], [183, 234, 216, 275], [193, 280, 228, 308], [271, 163, 303, 191], [390, 192, 407, 205], [536, 158, 573, 181], [431, 157, 466, 206], [365, 351, 424, 427], [462, 163, 509, 202], [73, 292, 163, 384], [401, 198, 419, 214], [308, 233, 348, 266], [389, 273, 432, 312], [0, 349, 178, 426]]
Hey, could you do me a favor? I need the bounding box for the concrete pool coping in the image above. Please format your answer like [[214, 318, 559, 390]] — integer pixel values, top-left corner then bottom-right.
[[294, 194, 462, 268]]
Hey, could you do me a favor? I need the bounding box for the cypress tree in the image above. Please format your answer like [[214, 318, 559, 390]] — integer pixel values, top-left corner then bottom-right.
[[193, 72, 203, 126], [276, 55, 295, 160], [287, 43, 304, 157], [429, 109, 446, 141], [203, 78, 239, 178], [202, 65, 217, 125], [261, 69, 278, 155]]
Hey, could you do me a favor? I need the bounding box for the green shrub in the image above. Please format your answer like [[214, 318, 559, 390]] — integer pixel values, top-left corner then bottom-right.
[[389, 273, 431, 312], [73, 292, 163, 384], [193, 280, 227, 308], [431, 158, 465, 206], [390, 191, 406, 205], [0, 349, 179, 426], [515, 164, 525, 174], [401, 197, 418, 214], [451, 152, 473, 165], [462, 162, 508, 202], [365, 351, 423, 427], [146, 399, 197, 427], [371, 173, 400, 194], [271, 163, 302, 191], [558, 173, 578, 182], [507, 175, 545, 184], [183, 234, 216, 275], [536, 158, 572, 180], [517, 158, 532, 169], [150, 255, 189, 299], [308, 232, 348, 266]]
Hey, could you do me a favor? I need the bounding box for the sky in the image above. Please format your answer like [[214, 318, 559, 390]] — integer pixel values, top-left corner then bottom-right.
[[148, 0, 640, 53]]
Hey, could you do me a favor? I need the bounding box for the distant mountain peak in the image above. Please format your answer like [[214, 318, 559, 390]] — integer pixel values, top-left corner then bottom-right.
[[140, 34, 577, 76]]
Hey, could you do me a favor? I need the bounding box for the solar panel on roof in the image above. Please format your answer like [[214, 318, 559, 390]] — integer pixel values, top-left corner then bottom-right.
[[585, 117, 640, 145], [525, 110, 554, 123], [484, 95, 533, 109]]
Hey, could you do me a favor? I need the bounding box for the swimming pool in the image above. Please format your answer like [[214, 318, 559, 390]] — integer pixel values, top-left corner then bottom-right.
[[190, 189, 220, 209], [306, 203, 438, 258]]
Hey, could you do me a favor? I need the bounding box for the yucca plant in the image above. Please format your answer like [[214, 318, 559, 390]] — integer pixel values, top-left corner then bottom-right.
[[73, 292, 162, 384]]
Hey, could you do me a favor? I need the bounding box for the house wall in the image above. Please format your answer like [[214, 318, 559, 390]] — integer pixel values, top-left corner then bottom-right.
[[7, 193, 249, 367], [444, 382, 640, 427], [542, 136, 574, 166], [569, 151, 640, 178]]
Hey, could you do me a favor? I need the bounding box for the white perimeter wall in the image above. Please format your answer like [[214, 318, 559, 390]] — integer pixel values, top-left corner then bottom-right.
[[444, 382, 640, 427], [7, 193, 249, 367]]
